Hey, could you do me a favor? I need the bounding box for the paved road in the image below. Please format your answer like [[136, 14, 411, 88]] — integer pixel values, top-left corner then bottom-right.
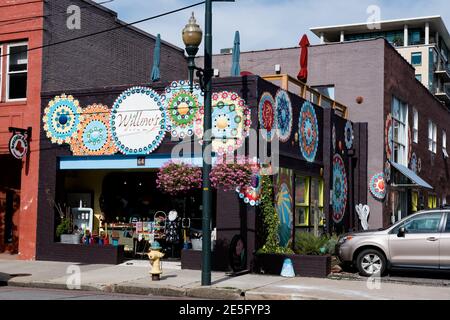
[[0, 286, 201, 300]]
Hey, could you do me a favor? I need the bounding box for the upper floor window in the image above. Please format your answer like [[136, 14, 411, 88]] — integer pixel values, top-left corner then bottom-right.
[[411, 52, 422, 66], [428, 120, 437, 153], [392, 96, 409, 165], [415, 74, 422, 82], [443, 131, 448, 159], [6, 43, 28, 101], [413, 108, 418, 143]]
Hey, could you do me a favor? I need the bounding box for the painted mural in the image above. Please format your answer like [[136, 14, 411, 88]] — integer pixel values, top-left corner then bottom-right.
[[276, 168, 293, 247], [299, 101, 319, 162], [332, 154, 348, 224], [258, 92, 277, 141], [275, 90, 293, 143], [369, 173, 386, 200]]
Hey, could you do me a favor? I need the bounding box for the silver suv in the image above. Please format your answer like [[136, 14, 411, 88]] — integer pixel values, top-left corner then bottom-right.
[[336, 209, 450, 277]]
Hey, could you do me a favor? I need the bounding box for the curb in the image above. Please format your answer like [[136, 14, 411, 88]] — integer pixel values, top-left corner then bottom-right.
[[328, 273, 450, 288], [244, 291, 320, 300]]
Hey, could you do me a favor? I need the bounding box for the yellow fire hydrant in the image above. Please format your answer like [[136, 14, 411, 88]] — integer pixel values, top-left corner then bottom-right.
[[148, 241, 165, 281]]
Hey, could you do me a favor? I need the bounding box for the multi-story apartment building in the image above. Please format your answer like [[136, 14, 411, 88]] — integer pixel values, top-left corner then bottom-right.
[[0, 0, 187, 260], [311, 16, 450, 107]]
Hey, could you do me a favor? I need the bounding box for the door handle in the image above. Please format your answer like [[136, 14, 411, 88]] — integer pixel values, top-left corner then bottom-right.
[[427, 237, 439, 242]]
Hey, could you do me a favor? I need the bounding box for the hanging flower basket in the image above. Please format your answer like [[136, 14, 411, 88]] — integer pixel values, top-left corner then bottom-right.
[[210, 156, 253, 192], [156, 161, 202, 195]]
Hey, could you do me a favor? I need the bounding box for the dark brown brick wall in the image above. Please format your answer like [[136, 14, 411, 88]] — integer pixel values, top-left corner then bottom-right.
[[42, 0, 188, 92]]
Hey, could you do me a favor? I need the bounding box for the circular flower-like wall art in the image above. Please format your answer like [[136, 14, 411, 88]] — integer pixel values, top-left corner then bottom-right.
[[384, 161, 391, 183], [332, 154, 348, 224], [275, 90, 293, 143], [369, 173, 386, 200], [195, 91, 251, 155], [344, 121, 354, 150], [70, 104, 117, 156], [410, 152, 418, 173], [299, 101, 319, 162], [258, 92, 277, 141], [162, 80, 203, 139], [276, 183, 293, 247], [110, 87, 166, 155], [237, 173, 262, 207], [385, 114, 393, 159], [43, 94, 83, 144]]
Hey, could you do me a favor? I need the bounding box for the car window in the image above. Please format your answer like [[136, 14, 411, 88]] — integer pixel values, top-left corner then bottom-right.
[[401, 213, 442, 234], [445, 214, 450, 233]]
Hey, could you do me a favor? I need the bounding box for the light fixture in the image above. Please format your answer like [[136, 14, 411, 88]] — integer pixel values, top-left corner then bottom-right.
[[182, 12, 204, 92]]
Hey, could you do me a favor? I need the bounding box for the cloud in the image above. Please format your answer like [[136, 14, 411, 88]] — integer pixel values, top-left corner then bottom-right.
[[101, 0, 450, 53]]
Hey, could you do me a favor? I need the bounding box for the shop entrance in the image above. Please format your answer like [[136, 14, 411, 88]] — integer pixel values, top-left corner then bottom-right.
[[57, 169, 213, 260], [0, 155, 21, 254]]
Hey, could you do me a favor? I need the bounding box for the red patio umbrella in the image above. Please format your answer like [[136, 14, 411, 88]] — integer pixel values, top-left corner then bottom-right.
[[297, 34, 310, 83]]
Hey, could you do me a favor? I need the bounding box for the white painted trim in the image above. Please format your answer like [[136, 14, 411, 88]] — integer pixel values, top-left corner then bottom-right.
[[6, 41, 28, 102]]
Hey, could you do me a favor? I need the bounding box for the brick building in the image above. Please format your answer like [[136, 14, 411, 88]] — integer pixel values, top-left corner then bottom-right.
[[0, 0, 187, 259], [203, 38, 450, 229]]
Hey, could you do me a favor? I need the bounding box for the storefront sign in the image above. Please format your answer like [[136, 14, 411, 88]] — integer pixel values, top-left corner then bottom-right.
[[9, 133, 28, 160], [110, 87, 166, 155]]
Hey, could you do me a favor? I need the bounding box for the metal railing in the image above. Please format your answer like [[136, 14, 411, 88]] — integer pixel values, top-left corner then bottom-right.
[[262, 74, 348, 119]]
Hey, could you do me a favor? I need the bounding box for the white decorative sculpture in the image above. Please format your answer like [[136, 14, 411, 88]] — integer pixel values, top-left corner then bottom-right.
[[355, 204, 370, 231]]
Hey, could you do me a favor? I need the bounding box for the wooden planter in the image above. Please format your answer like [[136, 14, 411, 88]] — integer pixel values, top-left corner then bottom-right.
[[254, 253, 331, 278]]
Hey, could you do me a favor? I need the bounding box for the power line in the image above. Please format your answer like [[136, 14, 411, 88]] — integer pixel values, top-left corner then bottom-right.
[[0, 1, 205, 58], [0, 0, 116, 29]]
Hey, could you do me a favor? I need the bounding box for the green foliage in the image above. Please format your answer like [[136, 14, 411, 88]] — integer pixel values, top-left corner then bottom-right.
[[258, 176, 294, 255], [56, 218, 71, 238], [294, 232, 340, 256]]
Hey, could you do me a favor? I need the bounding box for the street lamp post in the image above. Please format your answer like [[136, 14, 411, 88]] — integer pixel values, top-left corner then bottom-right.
[[182, 1, 213, 286]]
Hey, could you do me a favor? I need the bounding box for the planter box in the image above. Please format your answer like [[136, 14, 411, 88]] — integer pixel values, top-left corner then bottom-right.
[[254, 253, 331, 278], [60, 234, 81, 244]]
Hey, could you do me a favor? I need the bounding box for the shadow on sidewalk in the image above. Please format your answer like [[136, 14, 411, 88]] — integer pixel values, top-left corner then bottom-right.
[[0, 272, 31, 286]]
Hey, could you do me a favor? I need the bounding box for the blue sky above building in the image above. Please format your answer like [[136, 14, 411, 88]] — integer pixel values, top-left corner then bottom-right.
[[100, 0, 450, 53]]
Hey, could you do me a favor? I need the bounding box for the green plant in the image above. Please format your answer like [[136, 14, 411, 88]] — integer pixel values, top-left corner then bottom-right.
[[258, 176, 294, 255], [323, 234, 339, 256], [294, 232, 330, 256], [56, 218, 71, 238]]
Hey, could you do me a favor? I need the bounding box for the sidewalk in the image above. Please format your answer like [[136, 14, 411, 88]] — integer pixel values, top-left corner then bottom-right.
[[1, 259, 450, 300]]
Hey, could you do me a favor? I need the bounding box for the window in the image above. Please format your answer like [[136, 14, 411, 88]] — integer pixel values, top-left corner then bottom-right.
[[7, 43, 28, 100], [413, 108, 418, 143], [415, 74, 422, 82], [428, 195, 438, 209], [295, 176, 309, 226], [445, 215, 450, 233], [391, 97, 409, 165], [411, 191, 419, 212], [312, 85, 335, 100], [443, 131, 447, 151], [428, 120, 437, 153], [411, 52, 422, 66], [310, 178, 325, 226], [409, 29, 423, 45], [402, 213, 442, 234]]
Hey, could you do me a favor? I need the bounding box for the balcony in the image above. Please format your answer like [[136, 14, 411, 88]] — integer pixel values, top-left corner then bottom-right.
[[435, 62, 450, 83], [435, 87, 450, 104]]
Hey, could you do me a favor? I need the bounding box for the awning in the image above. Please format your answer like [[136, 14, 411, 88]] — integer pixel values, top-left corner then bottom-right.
[[390, 161, 433, 190]]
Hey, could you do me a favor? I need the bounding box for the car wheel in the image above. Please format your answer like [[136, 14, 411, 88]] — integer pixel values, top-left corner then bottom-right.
[[356, 249, 386, 277]]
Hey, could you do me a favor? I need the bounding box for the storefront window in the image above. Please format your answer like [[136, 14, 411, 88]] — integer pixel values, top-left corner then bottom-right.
[[428, 194, 437, 209], [295, 176, 309, 226], [411, 191, 418, 212]]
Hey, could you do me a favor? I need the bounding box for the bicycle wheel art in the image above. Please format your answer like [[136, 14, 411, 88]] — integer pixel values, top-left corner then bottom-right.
[[275, 90, 293, 143], [332, 154, 348, 224], [43, 94, 83, 144], [161, 80, 203, 139], [110, 87, 166, 155], [344, 120, 354, 150], [369, 173, 386, 200], [299, 101, 319, 162], [70, 104, 117, 156], [195, 91, 251, 155], [276, 182, 293, 247], [385, 114, 393, 159], [236, 173, 262, 207], [258, 92, 277, 141]]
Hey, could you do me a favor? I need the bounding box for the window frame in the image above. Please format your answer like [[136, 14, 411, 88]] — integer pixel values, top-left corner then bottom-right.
[[6, 41, 28, 102], [411, 52, 422, 66], [391, 97, 409, 165], [413, 108, 419, 143], [428, 120, 437, 154], [443, 130, 447, 151], [295, 176, 310, 227]]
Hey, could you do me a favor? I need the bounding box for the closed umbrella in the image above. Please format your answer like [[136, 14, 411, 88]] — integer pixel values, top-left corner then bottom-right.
[[151, 34, 161, 82], [297, 34, 310, 83], [230, 31, 241, 76]]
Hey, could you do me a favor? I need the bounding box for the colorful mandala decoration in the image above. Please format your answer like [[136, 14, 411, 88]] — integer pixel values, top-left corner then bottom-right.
[[236, 173, 262, 207], [332, 154, 348, 224], [195, 91, 251, 155], [344, 121, 354, 150], [369, 173, 386, 200], [410, 152, 418, 173], [43, 94, 83, 144], [161, 80, 203, 139], [418, 158, 422, 173], [276, 183, 293, 247], [258, 92, 277, 141], [385, 114, 393, 159], [70, 104, 117, 156], [299, 101, 319, 162], [110, 87, 166, 155], [384, 161, 391, 183], [332, 125, 336, 153], [275, 90, 293, 143]]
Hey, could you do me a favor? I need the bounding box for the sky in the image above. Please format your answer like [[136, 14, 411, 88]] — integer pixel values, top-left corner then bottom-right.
[[99, 0, 450, 53]]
